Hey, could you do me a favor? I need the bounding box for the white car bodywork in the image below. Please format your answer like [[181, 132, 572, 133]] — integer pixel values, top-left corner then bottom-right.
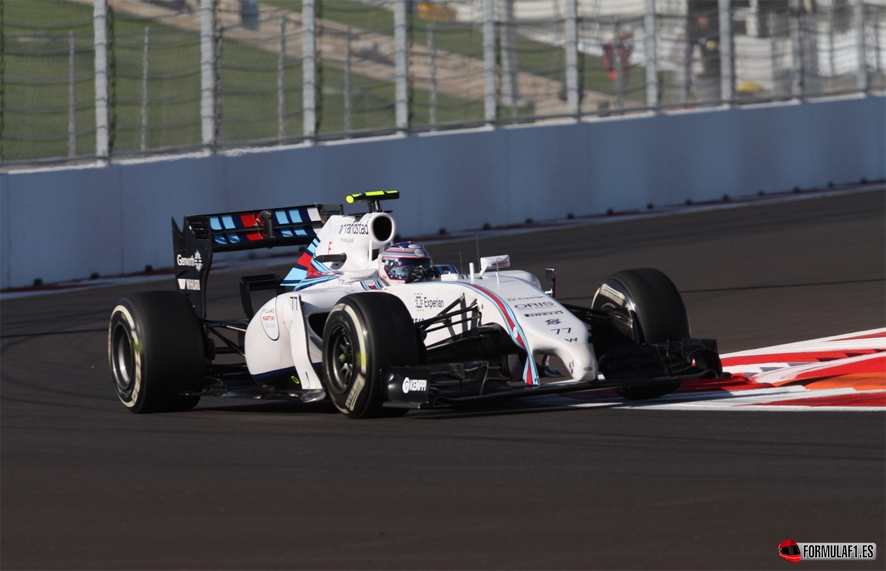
[[109, 192, 717, 417], [242, 208, 597, 398]]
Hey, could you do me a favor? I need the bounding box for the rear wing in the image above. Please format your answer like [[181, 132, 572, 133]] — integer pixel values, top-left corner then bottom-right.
[[172, 203, 343, 316]]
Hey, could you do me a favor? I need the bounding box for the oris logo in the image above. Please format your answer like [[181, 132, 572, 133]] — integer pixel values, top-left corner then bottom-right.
[[176, 252, 203, 272], [514, 301, 554, 309], [401, 377, 427, 394]]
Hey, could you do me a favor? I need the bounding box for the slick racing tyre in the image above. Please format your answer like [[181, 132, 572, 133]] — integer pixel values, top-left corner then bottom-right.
[[322, 292, 421, 419], [591, 268, 690, 400], [109, 291, 204, 413]]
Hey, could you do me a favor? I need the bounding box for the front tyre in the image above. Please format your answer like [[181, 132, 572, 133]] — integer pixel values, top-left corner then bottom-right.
[[592, 268, 690, 400], [322, 293, 420, 418], [109, 291, 204, 413]]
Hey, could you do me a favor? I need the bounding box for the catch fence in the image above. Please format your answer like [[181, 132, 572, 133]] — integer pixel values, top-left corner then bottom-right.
[[1, 0, 883, 166]]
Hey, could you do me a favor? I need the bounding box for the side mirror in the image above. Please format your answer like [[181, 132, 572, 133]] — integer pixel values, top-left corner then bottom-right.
[[545, 268, 557, 297], [479, 255, 510, 278]]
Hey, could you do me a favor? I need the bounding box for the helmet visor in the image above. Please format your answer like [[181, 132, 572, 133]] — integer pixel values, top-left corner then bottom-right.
[[385, 259, 432, 281]]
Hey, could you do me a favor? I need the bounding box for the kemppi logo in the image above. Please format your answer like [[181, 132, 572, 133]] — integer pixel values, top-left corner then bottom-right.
[[402, 377, 427, 394]]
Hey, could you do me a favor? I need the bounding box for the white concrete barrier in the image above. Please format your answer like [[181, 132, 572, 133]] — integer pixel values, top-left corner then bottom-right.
[[1, 95, 883, 290]]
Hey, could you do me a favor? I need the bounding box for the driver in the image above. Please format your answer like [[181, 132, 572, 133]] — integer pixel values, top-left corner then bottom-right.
[[378, 242, 436, 285]]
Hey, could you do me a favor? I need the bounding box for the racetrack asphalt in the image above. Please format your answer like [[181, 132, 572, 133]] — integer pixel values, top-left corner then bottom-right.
[[1, 188, 884, 570]]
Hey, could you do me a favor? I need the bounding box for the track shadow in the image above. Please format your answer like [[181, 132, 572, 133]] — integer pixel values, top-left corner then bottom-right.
[[189, 394, 622, 420], [557, 277, 884, 304], [193, 399, 340, 414]]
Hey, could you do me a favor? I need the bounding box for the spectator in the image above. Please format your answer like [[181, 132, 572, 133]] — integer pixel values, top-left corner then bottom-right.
[[688, 13, 721, 101], [602, 27, 633, 82]]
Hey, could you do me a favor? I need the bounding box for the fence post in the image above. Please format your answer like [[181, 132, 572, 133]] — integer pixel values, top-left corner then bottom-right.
[[644, 0, 658, 111], [828, 1, 836, 79], [748, 0, 758, 36], [93, 0, 109, 160], [483, 0, 496, 126], [428, 22, 438, 128], [200, 0, 216, 150], [345, 27, 352, 134], [278, 15, 285, 140], [69, 31, 77, 157], [718, 0, 733, 104], [0, 0, 4, 162], [804, 2, 820, 95], [769, 11, 779, 95], [564, 0, 580, 119], [394, 0, 409, 133], [215, 26, 224, 141], [788, 0, 803, 98], [501, 0, 518, 118], [854, 0, 868, 92], [613, 22, 624, 110], [680, 11, 690, 105], [303, 0, 316, 141], [140, 27, 149, 152]]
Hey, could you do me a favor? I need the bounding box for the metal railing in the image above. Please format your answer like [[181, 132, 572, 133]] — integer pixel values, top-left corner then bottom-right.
[[1, 0, 883, 166]]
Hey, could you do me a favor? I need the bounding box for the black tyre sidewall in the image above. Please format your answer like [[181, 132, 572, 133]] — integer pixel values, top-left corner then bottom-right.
[[108, 291, 204, 413], [321, 292, 419, 418], [592, 268, 689, 399], [322, 302, 374, 417], [109, 302, 143, 410], [593, 268, 690, 345]]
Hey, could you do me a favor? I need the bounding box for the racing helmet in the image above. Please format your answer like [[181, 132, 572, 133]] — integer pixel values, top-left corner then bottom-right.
[[378, 242, 434, 284]]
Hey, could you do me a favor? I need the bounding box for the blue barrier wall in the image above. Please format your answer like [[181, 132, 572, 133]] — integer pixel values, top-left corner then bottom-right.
[[2, 95, 883, 290]]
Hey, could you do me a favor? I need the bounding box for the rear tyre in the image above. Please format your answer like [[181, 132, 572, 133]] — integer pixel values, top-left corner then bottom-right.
[[592, 268, 689, 400], [109, 291, 204, 413], [322, 292, 420, 419]]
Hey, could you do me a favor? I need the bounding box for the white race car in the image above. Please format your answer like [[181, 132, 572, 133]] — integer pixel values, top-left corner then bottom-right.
[[109, 191, 721, 418]]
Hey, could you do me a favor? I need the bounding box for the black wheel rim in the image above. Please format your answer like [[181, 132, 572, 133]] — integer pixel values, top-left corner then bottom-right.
[[112, 322, 134, 393], [599, 300, 638, 344], [327, 324, 354, 394]]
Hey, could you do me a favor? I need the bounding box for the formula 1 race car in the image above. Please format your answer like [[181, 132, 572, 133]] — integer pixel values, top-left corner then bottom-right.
[[108, 191, 722, 418]]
